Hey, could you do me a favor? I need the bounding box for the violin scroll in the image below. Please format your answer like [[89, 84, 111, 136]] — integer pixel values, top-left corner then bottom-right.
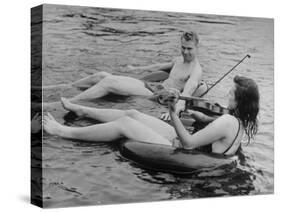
[[157, 88, 180, 105], [184, 99, 229, 116]]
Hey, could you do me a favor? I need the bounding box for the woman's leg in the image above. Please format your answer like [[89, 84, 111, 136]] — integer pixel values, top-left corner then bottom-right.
[[43, 113, 171, 145], [43, 112, 124, 142], [61, 97, 131, 122], [61, 98, 177, 140]]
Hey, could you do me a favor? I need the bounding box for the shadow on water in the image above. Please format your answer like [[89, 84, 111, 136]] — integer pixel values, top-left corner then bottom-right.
[[53, 97, 258, 200], [114, 147, 257, 198], [40, 110, 261, 206]]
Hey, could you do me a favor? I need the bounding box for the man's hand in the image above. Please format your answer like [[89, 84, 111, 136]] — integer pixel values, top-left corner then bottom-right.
[[175, 100, 186, 115]]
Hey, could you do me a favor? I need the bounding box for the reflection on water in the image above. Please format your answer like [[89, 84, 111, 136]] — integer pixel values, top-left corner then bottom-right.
[[34, 4, 274, 208]]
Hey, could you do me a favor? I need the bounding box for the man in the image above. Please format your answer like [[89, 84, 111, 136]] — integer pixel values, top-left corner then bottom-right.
[[43, 31, 205, 120]]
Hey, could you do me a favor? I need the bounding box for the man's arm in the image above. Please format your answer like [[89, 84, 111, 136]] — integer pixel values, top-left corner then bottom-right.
[[176, 64, 203, 113], [182, 64, 202, 97], [128, 60, 175, 73]]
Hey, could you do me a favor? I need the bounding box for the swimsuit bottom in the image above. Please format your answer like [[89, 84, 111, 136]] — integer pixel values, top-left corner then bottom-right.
[[144, 80, 207, 94], [143, 82, 171, 94]]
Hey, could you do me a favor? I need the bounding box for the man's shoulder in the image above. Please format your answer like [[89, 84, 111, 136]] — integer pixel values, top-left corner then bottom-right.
[[173, 56, 183, 63], [194, 57, 201, 66], [193, 58, 202, 72]]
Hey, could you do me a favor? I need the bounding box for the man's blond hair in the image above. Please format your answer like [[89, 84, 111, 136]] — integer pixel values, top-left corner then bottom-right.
[[181, 31, 199, 45]]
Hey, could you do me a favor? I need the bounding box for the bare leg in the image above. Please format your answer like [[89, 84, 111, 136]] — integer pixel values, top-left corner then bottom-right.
[[38, 72, 110, 110], [61, 98, 176, 140], [61, 97, 129, 121], [43, 113, 171, 145], [69, 75, 153, 101], [71, 71, 111, 89], [69, 83, 109, 101], [35, 71, 112, 90], [38, 72, 154, 110], [32, 101, 63, 111]]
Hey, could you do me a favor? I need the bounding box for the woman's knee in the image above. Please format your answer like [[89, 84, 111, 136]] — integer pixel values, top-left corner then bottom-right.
[[98, 75, 117, 89]]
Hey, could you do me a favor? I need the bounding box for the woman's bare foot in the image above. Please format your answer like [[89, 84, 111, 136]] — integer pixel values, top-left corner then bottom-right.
[[61, 97, 84, 117], [43, 113, 65, 136]]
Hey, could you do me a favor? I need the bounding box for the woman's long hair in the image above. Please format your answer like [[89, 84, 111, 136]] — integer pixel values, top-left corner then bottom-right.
[[231, 76, 260, 143]]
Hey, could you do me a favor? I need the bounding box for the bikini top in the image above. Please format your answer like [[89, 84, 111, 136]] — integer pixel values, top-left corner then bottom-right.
[[222, 118, 241, 155]]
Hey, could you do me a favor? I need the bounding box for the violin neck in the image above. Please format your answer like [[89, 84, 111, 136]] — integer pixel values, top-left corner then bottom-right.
[[179, 95, 230, 115], [178, 96, 209, 102]]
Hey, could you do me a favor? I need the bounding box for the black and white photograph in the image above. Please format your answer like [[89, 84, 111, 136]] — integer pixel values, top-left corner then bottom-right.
[[31, 3, 274, 208]]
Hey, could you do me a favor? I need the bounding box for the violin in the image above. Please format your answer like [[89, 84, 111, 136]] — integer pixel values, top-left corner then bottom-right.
[[178, 96, 229, 116], [157, 90, 229, 116]]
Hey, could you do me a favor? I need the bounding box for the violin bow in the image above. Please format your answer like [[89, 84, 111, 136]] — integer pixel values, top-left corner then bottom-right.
[[199, 54, 251, 98], [156, 54, 250, 106]]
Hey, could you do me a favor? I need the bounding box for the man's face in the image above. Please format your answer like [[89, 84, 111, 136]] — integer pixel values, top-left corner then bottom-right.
[[181, 39, 197, 62]]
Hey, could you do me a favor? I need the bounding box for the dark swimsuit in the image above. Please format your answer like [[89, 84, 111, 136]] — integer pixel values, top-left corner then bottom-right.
[[222, 119, 241, 155]]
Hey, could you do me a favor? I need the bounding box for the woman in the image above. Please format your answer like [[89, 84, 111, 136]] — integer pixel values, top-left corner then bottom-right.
[[43, 76, 259, 155]]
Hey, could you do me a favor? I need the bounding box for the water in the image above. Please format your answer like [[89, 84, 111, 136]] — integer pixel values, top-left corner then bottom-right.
[[34, 4, 273, 208]]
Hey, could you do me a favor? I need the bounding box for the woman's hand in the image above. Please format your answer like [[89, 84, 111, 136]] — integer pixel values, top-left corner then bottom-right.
[[157, 88, 180, 106], [166, 89, 180, 113], [184, 109, 216, 123]]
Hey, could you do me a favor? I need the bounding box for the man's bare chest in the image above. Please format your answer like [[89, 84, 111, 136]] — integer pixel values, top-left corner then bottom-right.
[[170, 63, 192, 80]]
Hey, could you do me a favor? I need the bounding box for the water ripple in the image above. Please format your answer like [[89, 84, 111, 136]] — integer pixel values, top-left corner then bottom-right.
[[38, 4, 274, 207]]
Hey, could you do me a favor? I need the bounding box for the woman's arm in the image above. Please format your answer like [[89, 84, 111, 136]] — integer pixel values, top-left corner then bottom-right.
[[170, 110, 229, 149], [169, 96, 229, 149], [184, 109, 218, 123], [170, 110, 193, 148], [162, 89, 228, 149]]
